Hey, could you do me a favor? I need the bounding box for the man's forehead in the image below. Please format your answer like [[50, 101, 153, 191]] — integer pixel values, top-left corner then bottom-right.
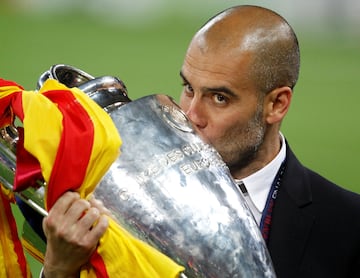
[[181, 49, 255, 97]]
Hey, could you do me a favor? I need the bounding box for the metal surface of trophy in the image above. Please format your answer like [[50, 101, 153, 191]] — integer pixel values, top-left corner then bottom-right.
[[0, 65, 276, 277], [94, 94, 275, 277]]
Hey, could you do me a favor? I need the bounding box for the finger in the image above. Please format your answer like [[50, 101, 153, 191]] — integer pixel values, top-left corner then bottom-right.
[[42, 216, 49, 238], [85, 215, 109, 245], [69, 211, 108, 250], [44, 195, 90, 236], [65, 198, 91, 222], [49, 191, 81, 216], [76, 207, 101, 233], [88, 196, 113, 217], [44, 192, 81, 234]]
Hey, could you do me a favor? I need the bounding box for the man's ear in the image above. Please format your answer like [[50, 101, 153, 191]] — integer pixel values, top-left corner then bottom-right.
[[264, 86, 292, 124]]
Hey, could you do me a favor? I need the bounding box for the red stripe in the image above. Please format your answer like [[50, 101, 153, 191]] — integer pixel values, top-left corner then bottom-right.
[[0, 78, 24, 89], [11, 89, 25, 121], [0, 88, 38, 192], [0, 91, 24, 127], [0, 93, 15, 127], [0, 78, 25, 124], [43, 90, 94, 209], [89, 249, 109, 278], [0, 190, 29, 277], [13, 128, 43, 192]]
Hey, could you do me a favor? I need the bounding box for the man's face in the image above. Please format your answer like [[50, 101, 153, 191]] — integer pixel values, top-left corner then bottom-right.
[[179, 42, 267, 172]]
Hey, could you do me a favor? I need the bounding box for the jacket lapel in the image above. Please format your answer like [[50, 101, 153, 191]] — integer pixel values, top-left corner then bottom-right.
[[267, 145, 315, 276]]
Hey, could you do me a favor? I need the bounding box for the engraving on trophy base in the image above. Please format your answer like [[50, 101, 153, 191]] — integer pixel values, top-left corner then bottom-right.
[[135, 141, 226, 185]]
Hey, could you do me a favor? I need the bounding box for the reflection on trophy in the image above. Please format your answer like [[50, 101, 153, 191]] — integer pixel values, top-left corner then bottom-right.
[[0, 65, 276, 277]]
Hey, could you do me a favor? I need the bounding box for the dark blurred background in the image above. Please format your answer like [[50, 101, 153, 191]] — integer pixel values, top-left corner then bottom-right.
[[1, 0, 359, 276]]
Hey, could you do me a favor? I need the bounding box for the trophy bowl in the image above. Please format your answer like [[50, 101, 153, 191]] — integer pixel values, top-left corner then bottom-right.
[[93, 94, 275, 277]]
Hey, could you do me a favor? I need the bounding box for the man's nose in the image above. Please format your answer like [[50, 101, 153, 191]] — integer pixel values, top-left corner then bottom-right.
[[183, 98, 207, 129]]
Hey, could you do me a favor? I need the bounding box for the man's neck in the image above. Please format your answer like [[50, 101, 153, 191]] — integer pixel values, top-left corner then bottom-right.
[[231, 132, 282, 180]]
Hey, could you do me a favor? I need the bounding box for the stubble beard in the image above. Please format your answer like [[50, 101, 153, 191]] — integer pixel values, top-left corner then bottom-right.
[[217, 104, 266, 173]]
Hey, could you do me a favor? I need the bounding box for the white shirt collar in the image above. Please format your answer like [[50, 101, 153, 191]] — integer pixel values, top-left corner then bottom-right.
[[235, 133, 286, 221]]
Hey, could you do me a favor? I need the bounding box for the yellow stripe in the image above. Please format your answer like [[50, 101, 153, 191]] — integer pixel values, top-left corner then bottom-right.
[[21, 89, 63, 184], [96, 219, 185, 278], [0, 190, 30, 277], [21, 238, 45, 263], [0, 85, 22, 97]]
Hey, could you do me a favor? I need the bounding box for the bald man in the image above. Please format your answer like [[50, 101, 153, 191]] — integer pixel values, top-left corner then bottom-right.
[[42, 5, 360, 278]]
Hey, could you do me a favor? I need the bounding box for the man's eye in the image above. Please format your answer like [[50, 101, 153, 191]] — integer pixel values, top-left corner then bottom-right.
[[182, 83, 194, 94], [213, 94, 227, 104]]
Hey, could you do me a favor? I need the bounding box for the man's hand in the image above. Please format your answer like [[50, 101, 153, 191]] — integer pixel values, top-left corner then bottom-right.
[[42, 192, 109, 278]]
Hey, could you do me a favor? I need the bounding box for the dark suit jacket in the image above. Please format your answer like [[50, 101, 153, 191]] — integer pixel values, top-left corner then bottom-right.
[[268, 144, 360, 277]]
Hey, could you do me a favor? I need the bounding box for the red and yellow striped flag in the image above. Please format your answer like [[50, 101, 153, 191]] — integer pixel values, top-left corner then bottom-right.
[[0, 78, 185, 277], [0, 185, 31, 278]]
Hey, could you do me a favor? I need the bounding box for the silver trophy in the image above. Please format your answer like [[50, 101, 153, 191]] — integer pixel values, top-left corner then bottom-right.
[[1, 65, 276, 277]]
